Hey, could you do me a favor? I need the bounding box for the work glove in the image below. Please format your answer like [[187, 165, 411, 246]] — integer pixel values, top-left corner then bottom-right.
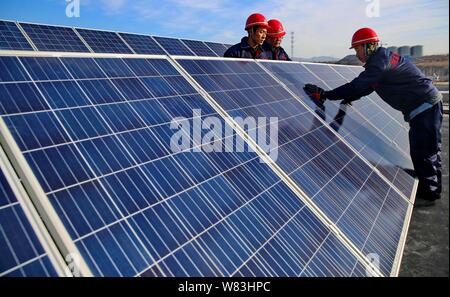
[[303, 84, 327, 106]]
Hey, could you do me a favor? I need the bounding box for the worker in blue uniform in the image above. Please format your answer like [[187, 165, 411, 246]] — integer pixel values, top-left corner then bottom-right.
[[224, 13, 271, 59], [303, 28, 443, 207], [263, 19, 292, 61]]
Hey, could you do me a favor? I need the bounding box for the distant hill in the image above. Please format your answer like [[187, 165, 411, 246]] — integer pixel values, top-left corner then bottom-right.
[[332, 54, 448, 81], [335, 55, 363, 65], [292, 56, 339, 63]]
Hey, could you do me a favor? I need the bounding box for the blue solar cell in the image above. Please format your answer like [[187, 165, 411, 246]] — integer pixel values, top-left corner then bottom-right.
[[0, 54, 370, 276], [0, 56, 31, 82], [20, 23, 90, 52], [36, 80, 91, 108], [181, 39, 217, 57], [0, 168, 58, 276], [75, 29, 133, 54], [122, 59, 159, 77], [204, 42, 228, 57], [178, 58, 411, 276], [119, 33, 166, 55], [20, 57, 71, 81], [0, 20, 33, 51], [152, 36, 194, 56], [0, 82, 50, 114]]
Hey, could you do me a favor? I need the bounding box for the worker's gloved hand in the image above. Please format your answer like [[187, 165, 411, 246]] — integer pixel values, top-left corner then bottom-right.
[[303, 84, 327, 106], [342, 98, 353, 106]]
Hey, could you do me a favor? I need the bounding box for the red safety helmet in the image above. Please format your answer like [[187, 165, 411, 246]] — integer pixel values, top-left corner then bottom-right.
[[245, 13, 269, 30], [350, 28, 380, 49], [267, 19, 286, 38]]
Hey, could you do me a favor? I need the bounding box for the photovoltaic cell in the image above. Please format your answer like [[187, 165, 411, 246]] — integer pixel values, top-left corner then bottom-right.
[[19, 23, 90, 52], [205, 42, 228, 57], [152, 36, 195, 56], [75, 29, 133, 54], [0, 54, 370, 276], [260, 61, 415, 199], [177, 58, 411, 276], [119, 33, 166, 55], [0, 167, 58, 276], [181, 39, 217, 57], [0, 20, 33, 51]]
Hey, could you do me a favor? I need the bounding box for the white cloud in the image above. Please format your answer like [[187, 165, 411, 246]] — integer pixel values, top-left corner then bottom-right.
[[100, 0, 127, 15], [84, 0, 448, 58]]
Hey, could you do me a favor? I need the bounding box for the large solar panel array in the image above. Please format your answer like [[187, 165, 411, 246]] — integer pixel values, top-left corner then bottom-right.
[[0, 21, 416, 277], [0, 20, 235, 57], [176, 57, 413, 276], [0, 53, 382, 277]]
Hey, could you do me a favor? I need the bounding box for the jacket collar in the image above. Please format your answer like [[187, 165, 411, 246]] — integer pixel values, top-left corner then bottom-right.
[[240, 37, 263, 51]]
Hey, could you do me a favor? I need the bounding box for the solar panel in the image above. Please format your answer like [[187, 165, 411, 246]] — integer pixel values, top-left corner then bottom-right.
[[181, 39, 218, 57], [152, 36, 195, 56], [0, 20, 33, 51], [204, 42, 228, 57], [75, 28, 133, 54], [118, 33, 166, 55], [259, 61, 416, 199], [177, 58, 413, 276], [19, 23, 90, 52], [0, 53, 376, 276], [301, 63, 415, 199], [0, 153, 58, 276]]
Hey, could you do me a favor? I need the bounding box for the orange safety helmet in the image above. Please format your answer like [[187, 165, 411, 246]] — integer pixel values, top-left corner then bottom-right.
[[267, 19, 286, 38], [350, 27, 380, 49], [245, 13, 269, 30]]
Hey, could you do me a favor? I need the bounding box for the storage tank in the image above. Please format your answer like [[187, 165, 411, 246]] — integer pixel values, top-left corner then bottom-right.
[[398, 46, 411, 57], [388, 46, 398, 54], [411, 45, 424, 58]]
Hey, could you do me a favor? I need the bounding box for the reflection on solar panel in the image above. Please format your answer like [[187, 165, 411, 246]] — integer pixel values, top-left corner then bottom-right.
[[0, 21, 33, 51], [259, 61, 416, 199], [20, 23, 90, 52], [205, 42, 228, 57], [0, 156, 58, 276], [177, 58, 413, 276], [119, 33, 166, 55], [152, 36, 194, 56], [1, 54, 383, 276], [181, 39, 217, 57], [75, 28, 133, 54]]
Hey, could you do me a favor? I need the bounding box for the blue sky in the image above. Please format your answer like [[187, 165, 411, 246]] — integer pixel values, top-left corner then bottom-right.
[[0, 0, 448, 58]]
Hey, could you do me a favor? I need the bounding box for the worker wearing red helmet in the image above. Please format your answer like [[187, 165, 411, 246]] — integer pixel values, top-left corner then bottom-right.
[[224, 13, 271, 59], [304, 28, 443, 207], [264, 19, 291, 61]]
